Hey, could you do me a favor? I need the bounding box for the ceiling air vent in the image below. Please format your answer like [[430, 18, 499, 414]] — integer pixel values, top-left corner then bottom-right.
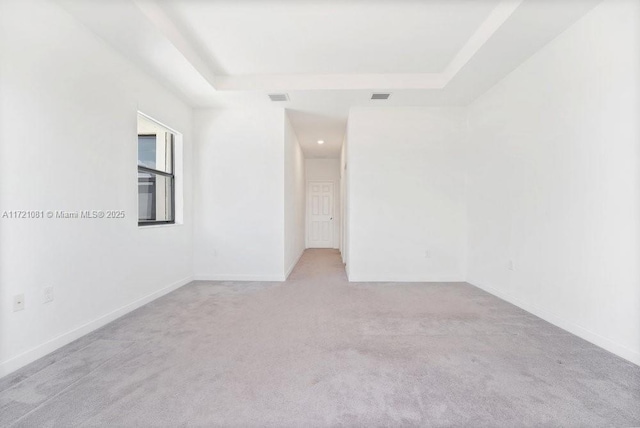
[[371, 93, 391, 100], [268, 93, 289, 102]]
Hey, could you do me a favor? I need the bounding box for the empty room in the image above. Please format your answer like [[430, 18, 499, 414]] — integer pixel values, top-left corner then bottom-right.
[[1, 0, 639, 426]]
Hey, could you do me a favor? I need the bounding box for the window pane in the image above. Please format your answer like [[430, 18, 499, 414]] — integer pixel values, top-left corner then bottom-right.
[[138, 172, 174, 223], [137, 133, 173, 174], [138, 135, 157, 170]]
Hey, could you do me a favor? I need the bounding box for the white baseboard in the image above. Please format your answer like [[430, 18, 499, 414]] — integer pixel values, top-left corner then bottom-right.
[[470, 280, 640, 367], [193, 274, 285, 282], [284, 250, 305, 280], [348, 275, 465, 282], [0, 276, 193, 378]]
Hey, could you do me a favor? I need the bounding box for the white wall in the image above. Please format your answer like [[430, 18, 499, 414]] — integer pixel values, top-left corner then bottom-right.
[[193, 107, 286, 281], [340, 133, 349, 268], [466, 0, 640, 365], [0, 0, 194, 376], [346, 107, 468, 282], [284, 112, 306, 277], [305, 158, 341, 249]]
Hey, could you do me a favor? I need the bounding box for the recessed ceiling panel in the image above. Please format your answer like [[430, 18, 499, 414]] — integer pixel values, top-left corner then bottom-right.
[[167, 0, 501, 75]]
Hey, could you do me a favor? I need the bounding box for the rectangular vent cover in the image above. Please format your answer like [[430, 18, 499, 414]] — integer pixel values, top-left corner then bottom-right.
[[268, 93, 289, 102], [371, 93, 391, 100]]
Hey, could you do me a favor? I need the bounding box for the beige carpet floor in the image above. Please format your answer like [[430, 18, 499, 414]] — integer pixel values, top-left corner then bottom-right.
[[1, 249, 639, 426]]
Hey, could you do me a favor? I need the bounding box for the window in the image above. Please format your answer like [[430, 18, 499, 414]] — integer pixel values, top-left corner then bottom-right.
[[138, 115, 175, 225]]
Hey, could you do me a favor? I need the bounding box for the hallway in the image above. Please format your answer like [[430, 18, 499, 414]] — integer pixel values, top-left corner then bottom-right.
[[2, 249, 639, 426]]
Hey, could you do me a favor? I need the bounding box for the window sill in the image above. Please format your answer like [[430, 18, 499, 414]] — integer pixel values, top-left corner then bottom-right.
[[138, 222, 183, 229]]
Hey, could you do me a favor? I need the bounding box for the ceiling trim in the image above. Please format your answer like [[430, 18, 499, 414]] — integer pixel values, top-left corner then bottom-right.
[[441, 0, 523, 82], [133, 0, 218, 88], [215, 73, 447, 91], [133, 0, 523, 93]]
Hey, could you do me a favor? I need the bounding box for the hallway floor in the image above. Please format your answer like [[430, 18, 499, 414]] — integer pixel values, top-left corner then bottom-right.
[[2, 249, 639, 426]]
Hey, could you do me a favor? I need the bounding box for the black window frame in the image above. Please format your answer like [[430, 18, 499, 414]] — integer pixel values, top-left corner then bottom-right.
[[137, 133, 176, 226]]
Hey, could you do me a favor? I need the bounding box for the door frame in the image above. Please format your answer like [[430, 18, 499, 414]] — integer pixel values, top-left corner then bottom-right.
[[306, 180, 335, 249]]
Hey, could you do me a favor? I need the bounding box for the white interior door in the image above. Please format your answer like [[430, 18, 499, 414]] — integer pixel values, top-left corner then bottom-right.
[[307, 181, 334, 248]]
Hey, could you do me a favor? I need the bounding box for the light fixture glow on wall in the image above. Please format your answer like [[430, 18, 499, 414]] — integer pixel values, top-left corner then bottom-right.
[[317, 140, 325, 145]]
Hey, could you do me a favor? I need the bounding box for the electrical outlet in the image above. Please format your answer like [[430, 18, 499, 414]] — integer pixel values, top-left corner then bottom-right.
[[13, 294, 25, 312], [424, 250, 431, 259], [508, 260, 515, 271], [44, 286, 54, 303]]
